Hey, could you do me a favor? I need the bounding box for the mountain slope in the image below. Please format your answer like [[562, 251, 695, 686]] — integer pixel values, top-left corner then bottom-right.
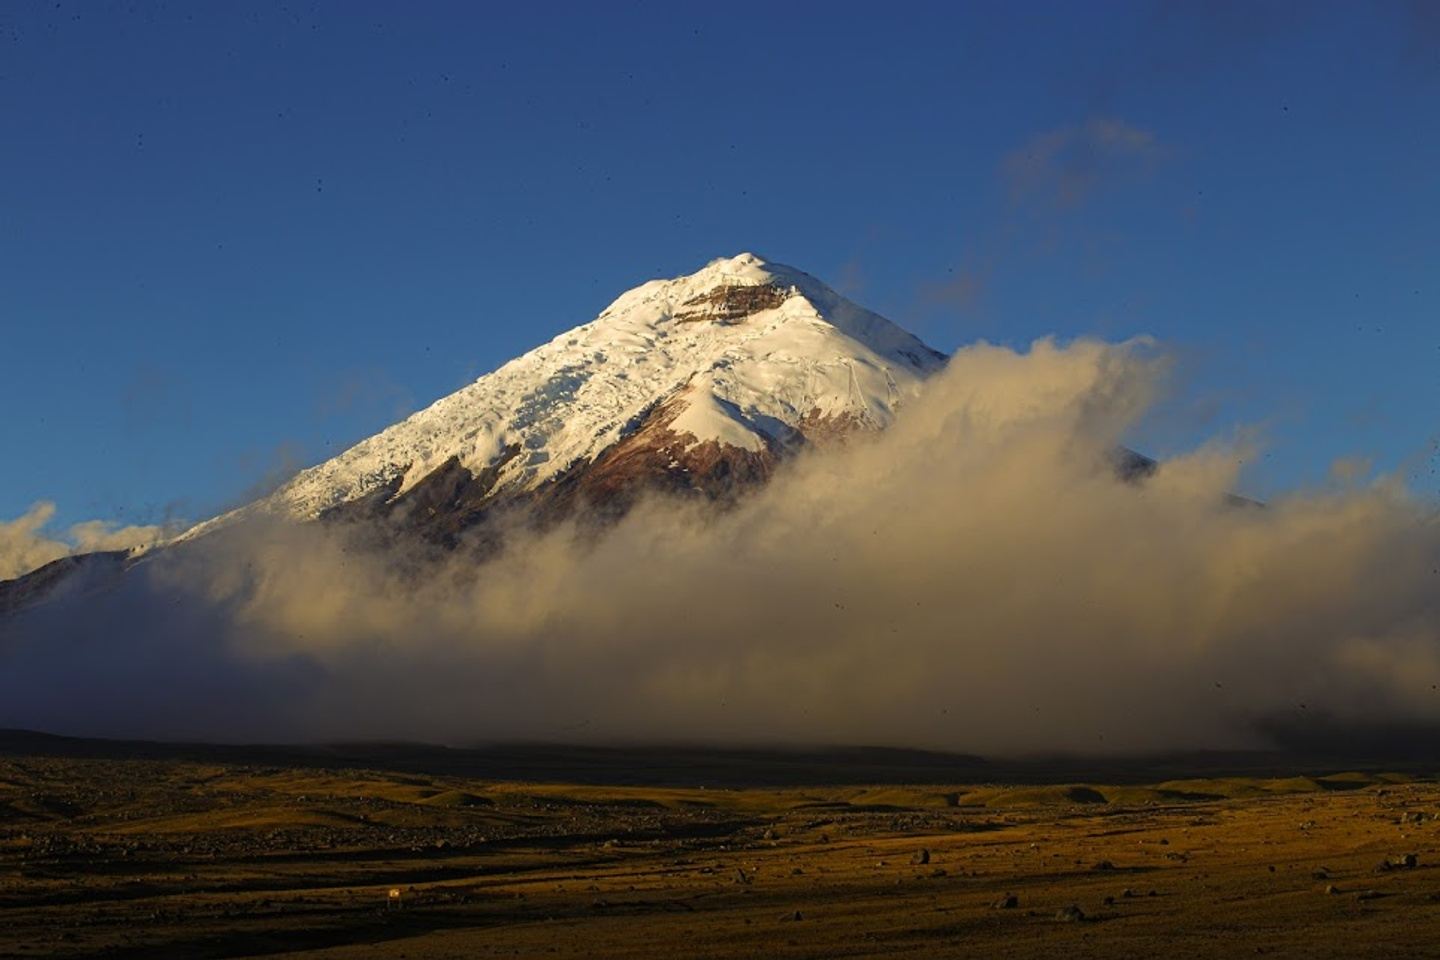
[[188, 253, 947, 542]]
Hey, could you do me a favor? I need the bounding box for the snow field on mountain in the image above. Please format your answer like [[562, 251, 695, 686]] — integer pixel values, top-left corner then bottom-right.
[[243, 253, 945, 523]]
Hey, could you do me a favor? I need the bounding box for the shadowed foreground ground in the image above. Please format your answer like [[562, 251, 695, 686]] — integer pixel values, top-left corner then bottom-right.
[[4, 738, 1440, 958]]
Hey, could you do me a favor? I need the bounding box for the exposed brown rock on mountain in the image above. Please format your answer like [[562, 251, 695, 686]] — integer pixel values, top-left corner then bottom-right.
[[673, 282, 794, 324]]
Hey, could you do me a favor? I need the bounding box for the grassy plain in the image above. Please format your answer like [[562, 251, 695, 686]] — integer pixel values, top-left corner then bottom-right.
[[3, 739, 1440, 958]]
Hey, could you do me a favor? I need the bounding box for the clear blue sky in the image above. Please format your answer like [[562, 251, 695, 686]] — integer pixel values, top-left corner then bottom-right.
[[2, 0, 1437, 531]]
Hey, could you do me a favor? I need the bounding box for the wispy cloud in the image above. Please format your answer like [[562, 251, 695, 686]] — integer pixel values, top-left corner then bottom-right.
[[0, 504, 68, 581], [919, 263, 986, 311], [832, 256, 867, 298], [229, 440, 310, 507], [916, 116, 1162, 329], [313, 367, 415, 423], [1003, 117, 1163, 210]]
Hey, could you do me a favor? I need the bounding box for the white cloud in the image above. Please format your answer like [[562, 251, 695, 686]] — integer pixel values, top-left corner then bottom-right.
[[0, 501, 169, 581], [2, 338, 1437, 756]]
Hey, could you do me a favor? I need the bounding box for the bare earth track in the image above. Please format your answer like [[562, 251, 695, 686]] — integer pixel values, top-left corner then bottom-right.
[[3, 738, 1440, 958]]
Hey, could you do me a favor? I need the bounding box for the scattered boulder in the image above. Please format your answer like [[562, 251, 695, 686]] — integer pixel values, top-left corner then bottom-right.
[[1377, 853, 1418, 872], [1055, 904, 1086, 923], [910, 849, 930, 866], [993, 894, 1019, 910], [1325, 884, 1340, 895], [1093, 860, 1116, 871]]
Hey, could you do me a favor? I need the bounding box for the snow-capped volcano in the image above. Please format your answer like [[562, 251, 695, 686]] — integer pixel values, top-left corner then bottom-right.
[[193, 253, 946, 541]]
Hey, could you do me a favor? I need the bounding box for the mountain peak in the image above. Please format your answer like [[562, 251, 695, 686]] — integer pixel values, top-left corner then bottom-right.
[[599, 253, 934, 362], [700, 250, 778, 276], [685, 251, 809, 292]]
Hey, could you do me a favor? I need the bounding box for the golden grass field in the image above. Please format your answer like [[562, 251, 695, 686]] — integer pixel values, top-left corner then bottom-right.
[[4, 746, 1440, 958]]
